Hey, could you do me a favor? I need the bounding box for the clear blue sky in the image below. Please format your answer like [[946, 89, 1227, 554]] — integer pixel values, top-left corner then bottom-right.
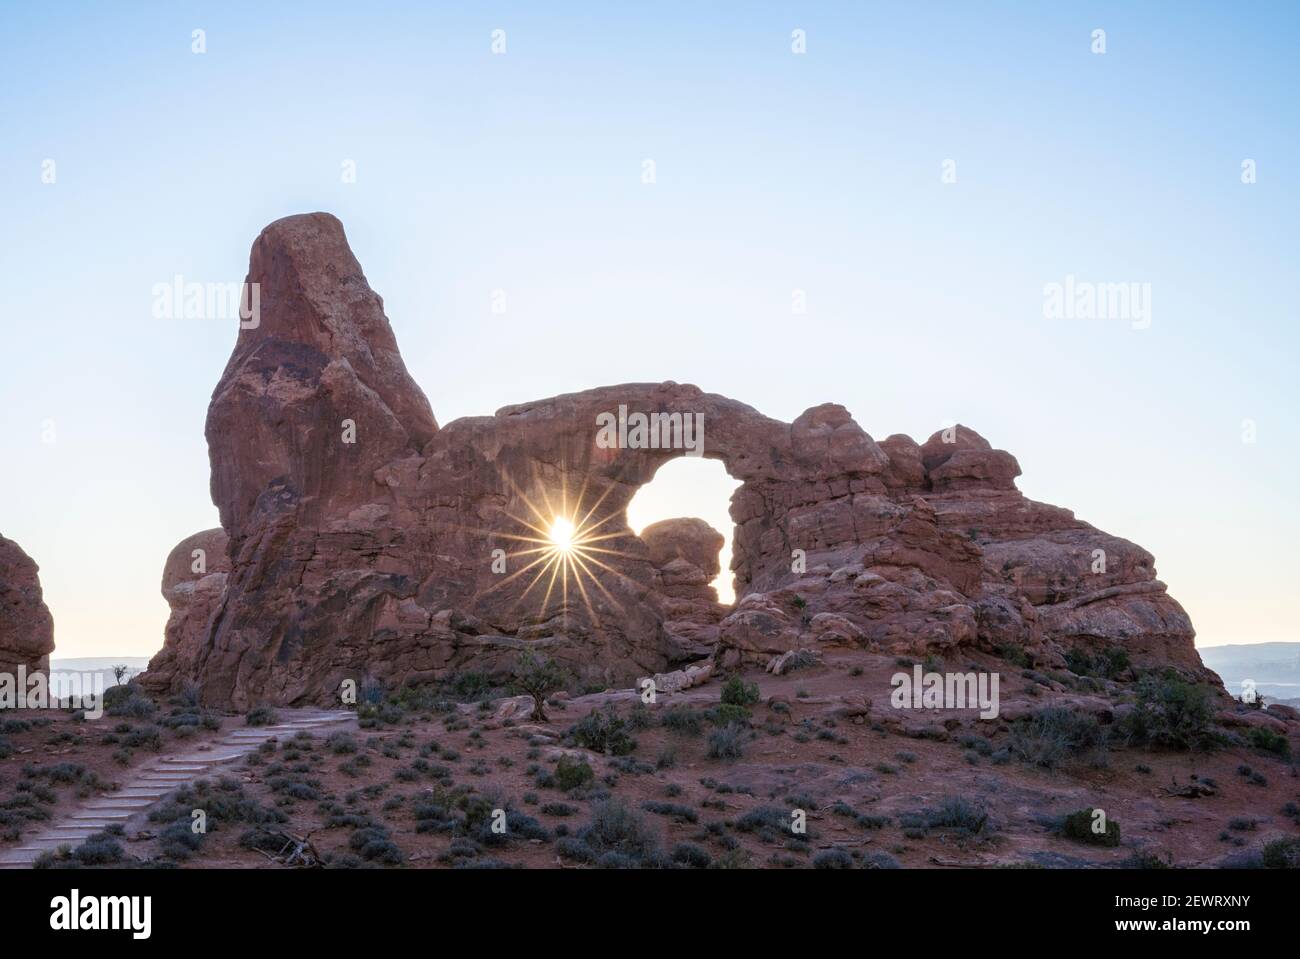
[[2, 1, 1296, 657]]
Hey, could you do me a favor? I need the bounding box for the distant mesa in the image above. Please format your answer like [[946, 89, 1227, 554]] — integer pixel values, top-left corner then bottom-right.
[[138, 213, 1211, 707]]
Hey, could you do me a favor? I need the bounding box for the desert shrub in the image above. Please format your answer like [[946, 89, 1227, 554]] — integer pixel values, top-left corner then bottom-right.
[[997, 644, 1031, 668], [957, 733, 994, 756], [472, 806, 549, 846], [75, 833, 124, 866], [349, 825, 403, 864], [553, 755, 594, 791], [707, 723, 745, 761], [158, 700, 221, 731], [1261, 837, 1300, 869], [574, 798, 660, 865], [1115, 671, 1218, 752], [104, 683, 156, 719], [721, 677, 760, 708], [813, 848, 854, 869], [1065, 646, 1130, 680], [325, 811, 376, 830], [32, 831, 124, 869], [412, 799, 458, 834], [1009, 707, 1107, 770], [624, 702, 656, 731], [1247, 726, 1290, 758], [245, 705, 278, 727], [567, 707, 635, 756], [1061, 808, 1121, 847], [122, 724, 163, 750], [357, 701, 406, 727], [640, 801, 698, 824], [148, 777, 286, 860], [160, 821, 204, 860], [660, 706, 704, 736], [325, 731, 357, 755], [23, 762, 105, 795], [830, 802, 890, 830], [671, 842, 711, 869], [1121, 850, 1172, 869], [267, 776, 321, 800], [556, 836, 596, 863], [927, 796, 989, 836], [736, 806, 806, 843], [861, 852, 902, 869], [442, 671, 493, 702]]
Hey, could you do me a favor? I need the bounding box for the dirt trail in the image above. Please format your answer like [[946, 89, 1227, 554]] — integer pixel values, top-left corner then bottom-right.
[[0, 709, 355, 868]]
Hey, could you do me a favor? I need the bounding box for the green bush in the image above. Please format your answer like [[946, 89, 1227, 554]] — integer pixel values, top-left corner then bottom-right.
[[553, 755, 594, 791], [1065, 646, 1130, 680], [721, 677, 760, 708], [659, 706, 703, 736], [997, 644, 1031, 668], [708, 703, 752, 727], [1247, 726, 1290, 758], [1061, 808, 1121, 847], [1116, 671, 1218, 751], [567, 707, 635, 756]]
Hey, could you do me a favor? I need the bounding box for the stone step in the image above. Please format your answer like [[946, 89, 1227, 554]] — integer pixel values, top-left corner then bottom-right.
[[168, 753, 245, 764]]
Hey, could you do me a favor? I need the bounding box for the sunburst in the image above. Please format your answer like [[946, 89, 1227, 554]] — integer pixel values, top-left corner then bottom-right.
[[481, 479, 645, 627]]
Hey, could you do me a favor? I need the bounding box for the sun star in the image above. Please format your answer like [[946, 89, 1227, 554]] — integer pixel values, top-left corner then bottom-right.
[[548, 517, 576, 553], [482, 480, 645, 626]]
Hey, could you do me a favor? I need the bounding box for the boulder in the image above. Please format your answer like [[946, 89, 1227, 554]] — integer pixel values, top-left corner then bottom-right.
[[0, 535, 55, 674]]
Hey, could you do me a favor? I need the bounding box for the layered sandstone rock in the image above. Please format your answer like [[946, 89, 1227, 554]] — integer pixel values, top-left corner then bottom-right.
[[641, 517, 727, 656], [712, 420, 1200, 676], [139, 529, 230, 696], [0, 535, 54, 675], [141, 213, 1210, 706]]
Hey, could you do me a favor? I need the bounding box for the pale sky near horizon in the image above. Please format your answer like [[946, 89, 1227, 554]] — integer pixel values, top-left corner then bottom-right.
[[2, 2, 1297, 658]]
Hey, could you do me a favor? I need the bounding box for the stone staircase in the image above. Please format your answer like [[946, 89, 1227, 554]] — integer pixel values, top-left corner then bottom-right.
[[0, 709, 356, 869]]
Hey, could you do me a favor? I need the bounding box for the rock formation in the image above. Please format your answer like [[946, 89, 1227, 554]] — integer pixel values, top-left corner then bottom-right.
[[146, 528, 231, 691], [0, 534, 55, 675], [641, 517, 727, 657], [141, 213, 1209, 707]]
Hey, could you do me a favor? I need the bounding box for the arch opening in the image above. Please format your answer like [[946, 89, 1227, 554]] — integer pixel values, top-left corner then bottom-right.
[[625, 456, 741, 605]]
